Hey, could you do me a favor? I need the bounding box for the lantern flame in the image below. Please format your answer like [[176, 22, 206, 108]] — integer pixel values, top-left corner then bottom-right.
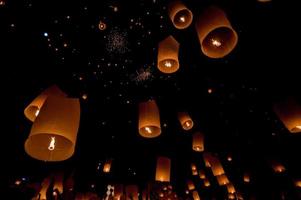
[[145, 127, 152, 134], [211, 39, 222, 47], [35, 109, 40, 117], [48, 137, 56, 151], [179, 16, 186, 22], [185, 121, 190, 128], [164, 61, 172, 68]]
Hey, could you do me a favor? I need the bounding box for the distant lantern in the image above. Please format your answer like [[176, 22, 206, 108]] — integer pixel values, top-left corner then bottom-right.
[[192, 132, 204, 152], [273, 97, 301, 134], [203, 152, 213, 168], [24, 85, 67, 122], [227, 183, 236, 194], [98, 20, 107, 31], [204, 178, 210, 187], [192, 190, 200, 200], [114, 184, 124, 200], [155, 156, 171, 182], [103, 160, 112, 173], [271, 162, 286, 173], [228, 193, 236, 200], [244, 173, 250, 183], [24, 96, 80, 161], [199, 170, 206, 179], [195, 6, 238, 58], [168, 0, 193, 29], [125, 185, 138, 200], [295, 180, 301, 188], [192, 169, 198, 176], [138, 100, 161, 138], [39, 176, 51, 200], [157, 35, 180, 73], [210, 157, 225, 176], [216, 174, 229, 186], [53, 173, 64, 194], [178, 112, 194, 130], [187, 180, 195, 190], [191, 163, 197, 171]]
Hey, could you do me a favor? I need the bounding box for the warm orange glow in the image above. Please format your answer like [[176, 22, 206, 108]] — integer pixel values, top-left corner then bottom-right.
[[295, 180, 301, 188], [125, 185, 138, 200], [192, 132, 204, 152], [216, 174, 229, 186], [178, 112, 194, 130], [192, 169, 198, 176], [145, 127, 152, 134], [227, 156, 232, 162], [185, 190, 189, 194], [103, 160, 112, 173], [164, 61, 172, 68], [204, 178, 210, 187], [82, 94, 88, 100], [227, 183, 236, 194], [187, 180, 195, 190], [168, 0, 193, 29], [272, 163, 286, 173], [192, 190, 200, 200], [35, 109, 40, 117], [228, 193, 235, 200], [191, 163, 197, 171], [211, 38, 222, 47], [244, 173, 250, 183], [155, 156, 171, 182]]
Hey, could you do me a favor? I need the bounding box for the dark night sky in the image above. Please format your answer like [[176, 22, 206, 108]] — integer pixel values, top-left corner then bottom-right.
[[2, 0, 301, 199]]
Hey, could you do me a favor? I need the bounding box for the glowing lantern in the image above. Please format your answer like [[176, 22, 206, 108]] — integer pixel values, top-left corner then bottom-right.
[[103, 160, 112, 173], [295, 180, 301, 188], [191, 163, 197, 171], [210, 156, 225, 176], [156, 156, 171, 182], [227, 183, 236, 194], [244, 173, 250, 183], [192, 169, 198, 176], [187, 180, 195, 190], [216, 174, 229, 186], [204, 178, 210, 187], [192, 132, 204, 152], [203, 152, 213, 167], [195, 6, 238, 58], [273, 97, 301, 133], [192, 190, 200, 200], [38, 176, 51, 200], [24, 85, 67, 122], [168, 0, 193, 29], [271, 162, 286, 173], [98, 20, 107, 30], [125, 185, 138, 200], [178, 112, 194, 130], [53, 173, 64, 194], [228, 193, 236, 200], [25, 96, 80, 161], [199, 170, 206, 179], [139, 100, 161, 138], [157, 35, 180, 74]]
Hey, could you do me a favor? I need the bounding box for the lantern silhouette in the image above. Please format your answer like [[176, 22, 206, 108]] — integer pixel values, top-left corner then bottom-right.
[[216, 174, 229, 186], [192, 132, 204, 152], [155, 156, 171, 182], [157, 36, 180, 74], [25, 96, 80, 161], [178, 112, 194, 130], [39, 176, 51, 200], [203, 152, 213, 167], [273, 97, 301, 133], [227, 183, 235, 194], [53, 173, 64, 194], [187, 180, 195, 190], [139, 100, 161, 138], [24, 85, 67, 122], [195, 6, 238, 58], [168, 0, 193, 29], [204, 178, 210, 187], [125, 185, 138, 200], [103, 160, 112, 173], [192, 190, 200, 200]]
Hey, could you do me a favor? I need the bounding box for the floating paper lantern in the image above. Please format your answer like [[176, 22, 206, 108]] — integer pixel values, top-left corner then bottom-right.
[[227, 183, 236, 194], [187, 180, 195, 190], [25, 96, 80, 161], [192, 132, 204, 152], [125, 185, 138, 200], [157, 36, 180, 74], [39, 176, 51, 200], [53, 173, 64, 194], [192, 190, 200, 200], [228, 193, 236, 200], [192, 169, 198, 176], [273, 97, 301, 133], [195, 6, 238, 58], [103, 160, 112, 173], [168, 0, 193, 29], [203, 152, 213, 167], [199, 170, 206, 179], [204, 178, 210, 187], [24, 85, 67, 122], [191, 163, 197, 171], [98, 20, 107, 30], [178, 112, 194, 130], [243, 173, 250, 183], [295, 180, 301, 188], [271, 162, 286, 173], [155, 156, 171, 182], [210, 156, 225, 176], [216, 174, 229, 186], [138, 100, 161, 138]]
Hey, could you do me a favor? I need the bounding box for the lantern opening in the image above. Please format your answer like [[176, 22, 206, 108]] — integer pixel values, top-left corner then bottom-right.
[[174, 9, 192, 27], [202, 27, 237, 58]]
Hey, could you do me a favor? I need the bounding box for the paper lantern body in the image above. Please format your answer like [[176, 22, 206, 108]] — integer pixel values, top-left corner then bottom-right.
[[244, 173, 250, 183], [155, 156, 171, 182], [216, 174, 229, 186], [204, 178, 210, 187], [139, 100, 161, 138], [195, 6, 238, 58], [25, 96, 80, 161], [125, 185, 138, 200], [103, 160, 112, 173], [24, 85, 66, 122], [192, 190, 200, 200], [273, 97, 301, 133], [192, 132, 204, 152], [199, 170, 206, 179], [227, 183, 236, 194], [178, 112, 194, 130], [187, 180, 195, 190], [157, 36, 180, 73], [168, 0, 193, 29]]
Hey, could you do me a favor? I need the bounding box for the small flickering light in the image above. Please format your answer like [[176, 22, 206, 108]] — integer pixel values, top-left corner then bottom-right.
[[295, 180, 301, 188], [208, 88, 213, 94], [53, 191, 57, 196], [227, 156, 232, 162], [211, 38, 222, 47], [179, 16, 186, 22], [48, 137, 56, 151], [145, 127, 152, 134], [185, 121, 190, 128], [82, 94, 88, 100], [164, 61, 172, 68], [296, 125, 301, 130], [98, 20, 107, 31], [159, 192, 164, 197], [15, 180, 22, 185], [91, 184, 95, 188], [185, 190, 189, 194], [35, 109, 40, 117]]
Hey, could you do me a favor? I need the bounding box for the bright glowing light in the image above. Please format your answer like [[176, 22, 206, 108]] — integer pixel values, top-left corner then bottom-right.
[[48, 137, 56, 151], [179, 16, 186, 22], [43, 32, 48, 37], [185, 121, 190, 128], [296, 125, 301, 129], [35, 109, 40, 117], [145, 127, 152, 134], [227, 156, 232, 162], [164, 61, 172, 68], [211, 39, 222, 47], [15, 180, 21, 185]]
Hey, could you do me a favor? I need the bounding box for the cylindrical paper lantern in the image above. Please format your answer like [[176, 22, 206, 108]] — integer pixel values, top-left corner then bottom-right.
[[216, 174, 229, 186], [210, 156, 225, 176], [155, 156, 171, 182], [204, 178, 210, 187], [192, 190, 200, 200], [138, 100, 161, 138], [195, 6, 238, 58], [273, 97, 301, 133], [98, 20, 107, 31], [271, 161, 286, 173], [187, 180, 195, 190], [226, 183, 235, 194], [25, 96, 80, 161], [192, 169, 198, 176], [39, 176, 51, 200], [191, 163, 197, 171], [243, 173, 250, 183], [157, 36, 180, 74], [192, 132, 204, 152], [103, 160, 112, 173], [199, 170, 206, 179], [125, 185, 138, 200], [295, 180, 301, 188], [24, 85, 67, 122], [53, 173, 64, 194], [203, 152, 213, 167], [178, 112, 194, 130], [228, 193, 235, 200], [168, 0, 193, 29]]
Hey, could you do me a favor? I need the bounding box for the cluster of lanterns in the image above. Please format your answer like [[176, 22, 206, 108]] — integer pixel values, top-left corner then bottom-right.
[[157, 1, 238, 74]]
